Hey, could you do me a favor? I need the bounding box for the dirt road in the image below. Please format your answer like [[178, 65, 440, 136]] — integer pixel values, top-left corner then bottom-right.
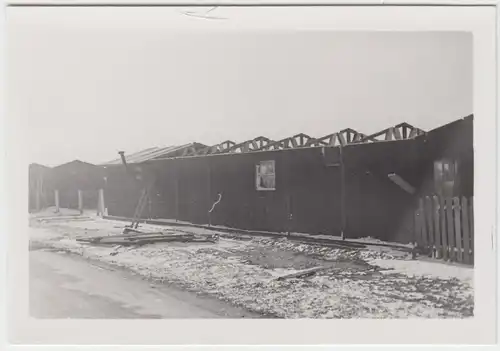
[[29, 214, 474, 318], [30, 247, 261, 319]]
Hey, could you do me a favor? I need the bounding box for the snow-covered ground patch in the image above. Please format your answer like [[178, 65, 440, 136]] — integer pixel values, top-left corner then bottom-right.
[[29, 215, 474, 319], [290, 233, 414, 249], [368, 258, 474, 282]]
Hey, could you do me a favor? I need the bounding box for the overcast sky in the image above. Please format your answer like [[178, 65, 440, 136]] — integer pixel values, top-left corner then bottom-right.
[[8, 9, 472, 167]]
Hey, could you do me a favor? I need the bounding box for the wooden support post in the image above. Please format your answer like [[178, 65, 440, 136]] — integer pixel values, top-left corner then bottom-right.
[[453, 197, 463, 262], [446, 197, 455, 261], [175, 167, 179, 222], [425, 197, 434, 257], [286, 195, 292, 236], [148, 197, 152, 220], [339, 143, 346, 240], [469, 198, 474, 264], [207, 160, 212, 227], [461, 196, 471, 264], [78, 190, 83, 214], [35, 177, 41, 212], [413, 209, 421, 249], [440, 196, 448, 261], [54, 190, 60, 213], [433, 196, 441, 259], [98, 189, 105, 217], [419, 198, 428, 250]]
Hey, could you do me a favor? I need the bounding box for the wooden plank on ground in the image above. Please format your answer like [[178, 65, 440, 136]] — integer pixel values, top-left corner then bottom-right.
[[440, 196, 448, 261], [446, 197, 455, 261], [425, 196, 434, 257], [461, 196, 471, 264], [453, 197, 463, 263], [433, 196, 441, 259], [275, 266, 329, 281]]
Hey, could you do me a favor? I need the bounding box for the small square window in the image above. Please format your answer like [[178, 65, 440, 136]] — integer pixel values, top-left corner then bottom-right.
[[256, 160, 276, 191], [434, 159, 458, 196]]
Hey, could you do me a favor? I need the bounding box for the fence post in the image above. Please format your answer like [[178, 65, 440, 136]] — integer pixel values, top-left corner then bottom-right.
[[446, 197, 455, 261], [78, 190, 83, 215], [453, 197, 463, 262], [424, 196, 434, 257], [469, 198, 474, 265], [440, 196, 448, 261], [432, 196, 441, 259], [54, 190, 60, 213], [461, 196, 471, 264]]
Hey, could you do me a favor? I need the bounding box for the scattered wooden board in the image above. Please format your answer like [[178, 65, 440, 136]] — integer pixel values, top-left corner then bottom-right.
[[275, 266, 329, 281]]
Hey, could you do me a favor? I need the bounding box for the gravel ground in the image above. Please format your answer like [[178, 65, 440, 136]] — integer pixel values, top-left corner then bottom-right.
[[29, 213, 474, 319]]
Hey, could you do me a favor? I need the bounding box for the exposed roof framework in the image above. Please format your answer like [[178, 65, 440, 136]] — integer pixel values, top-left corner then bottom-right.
[[257, 133, 315, 151], [227, 136, 276, 153], [182, 122, 424, 158], [103, 122, 425, 165], [193, 140, 237, 156], [102, 143, 207, 165], [305, 128, 371, 148], [360, 123, 425, 143]]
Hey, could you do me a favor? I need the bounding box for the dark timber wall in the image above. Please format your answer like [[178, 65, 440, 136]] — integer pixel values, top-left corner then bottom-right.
[[104, 165, 144, 218], [29, 163, 52, 212], [415, 115, 473, 197], [46, 160, 105, 209], [102, 116, 473, 244], [105, 140, 420, 242]]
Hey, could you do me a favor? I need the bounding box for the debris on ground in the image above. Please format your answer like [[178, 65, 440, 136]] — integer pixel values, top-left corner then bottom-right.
[[275, 266, 330, 281], [76, 229, 220, 246], [29, 213, 474, 319]]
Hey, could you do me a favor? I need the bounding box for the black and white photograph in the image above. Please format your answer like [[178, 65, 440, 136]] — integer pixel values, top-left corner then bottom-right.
[[4, 2, 498, 346]]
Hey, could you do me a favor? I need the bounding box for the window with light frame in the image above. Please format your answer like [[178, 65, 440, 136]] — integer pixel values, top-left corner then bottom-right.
[[256, 160, 276, 191]]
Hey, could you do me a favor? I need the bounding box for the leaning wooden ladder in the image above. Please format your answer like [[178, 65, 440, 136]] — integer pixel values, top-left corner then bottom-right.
[[118, 150, 155, 231], [127, 182, 154, 230]]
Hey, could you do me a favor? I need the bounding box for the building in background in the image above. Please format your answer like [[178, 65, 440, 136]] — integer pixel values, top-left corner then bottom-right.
[[29, 115, 473, 245]]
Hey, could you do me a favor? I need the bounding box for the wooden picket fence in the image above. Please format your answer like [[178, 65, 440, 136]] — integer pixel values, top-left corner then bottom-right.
[[414, 196, 474, 265]]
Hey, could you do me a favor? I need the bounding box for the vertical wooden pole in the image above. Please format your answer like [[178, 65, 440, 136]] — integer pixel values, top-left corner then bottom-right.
[[285, 152, 293, 236], [175, 165, 179, 222], [78, 190, 83, 214], [286, 195, 293, 236], [148, 197, 152, 219], [97, 189, 103, 216], [461, 196, 471, 264], [453, 197, 463, 262], [440, 196, 448, 261], [446, 197, 455, 261], [469, 198, 474, 265], [413, 208, 420, 248], [433, 196, 441, 259], [425, 196, 434, 257], [339, 143, 346, 240], [35, 177, 41, 212], [419, 198, 427, 250], [207, 160, 212, 227], [55, 190, 60, 213]]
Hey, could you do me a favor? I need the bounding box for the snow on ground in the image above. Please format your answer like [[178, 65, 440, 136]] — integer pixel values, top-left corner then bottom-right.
[[291, 233, 414, 249], [368, 258, 474, 282], [29, 213, 474, 319]]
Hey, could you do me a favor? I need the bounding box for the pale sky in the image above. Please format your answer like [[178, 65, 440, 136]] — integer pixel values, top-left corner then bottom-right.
[[8, 9, 472, 167]]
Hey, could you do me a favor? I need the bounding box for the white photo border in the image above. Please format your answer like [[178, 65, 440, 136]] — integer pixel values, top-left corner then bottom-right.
[[2, 2, 498, 348]]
